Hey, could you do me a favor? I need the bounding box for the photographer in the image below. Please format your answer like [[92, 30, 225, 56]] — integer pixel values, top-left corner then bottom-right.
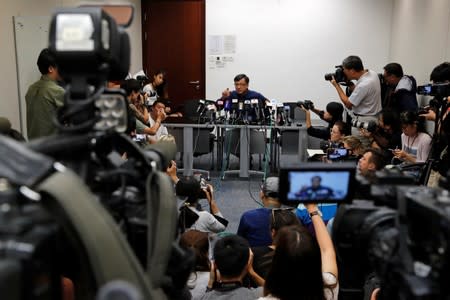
[[382, 62, 418, 114], [359, 110, 402, 159], [329, 56, 382, 135], [176, 178, 226, 234], [419, 62, 450, 186], [300, 101, 345, 140]]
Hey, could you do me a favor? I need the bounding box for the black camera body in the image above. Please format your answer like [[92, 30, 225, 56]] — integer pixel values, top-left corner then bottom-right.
[[297, 100, 314, 110], [333, 167, 450, 299], [417, 82, 450, 97], [325, 65, 347, 84]]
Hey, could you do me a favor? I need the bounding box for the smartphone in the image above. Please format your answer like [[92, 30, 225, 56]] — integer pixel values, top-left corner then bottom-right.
[[327, 148, 349, 161]]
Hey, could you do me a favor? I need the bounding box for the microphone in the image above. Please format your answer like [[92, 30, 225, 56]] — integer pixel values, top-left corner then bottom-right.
[[251, 99, 259, 122], [216, 100, 224, 110], [231, 99, 238, 120], [244, 99, 251, 123], [196, 99, 206, 114], [276, 102, 285, 125], [284, 105, 292, 125]]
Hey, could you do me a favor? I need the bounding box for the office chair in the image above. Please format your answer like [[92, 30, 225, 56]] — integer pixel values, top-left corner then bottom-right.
[[167, 126, 214, 180], [221, 127, 267, 179]]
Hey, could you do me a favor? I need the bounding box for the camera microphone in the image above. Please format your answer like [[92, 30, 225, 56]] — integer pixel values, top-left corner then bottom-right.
[[251, 99, 259, 122], [196, 99, 206, 114], [284, 105, 291, 125]]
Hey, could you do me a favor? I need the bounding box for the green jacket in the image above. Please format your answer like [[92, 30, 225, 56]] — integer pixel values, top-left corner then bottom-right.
[[25, 75, 65, 140]]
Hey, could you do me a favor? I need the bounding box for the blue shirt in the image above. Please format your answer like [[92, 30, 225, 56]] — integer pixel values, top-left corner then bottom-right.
[[237, 208, 272, 247], [219, 89, 267, 123], [296, 203, 337, 226]]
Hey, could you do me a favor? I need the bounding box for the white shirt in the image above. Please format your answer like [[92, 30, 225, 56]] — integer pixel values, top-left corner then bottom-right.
[[148, 116, 168, 143], [143, 83, 158, 106], [349, 70, 382, 116]]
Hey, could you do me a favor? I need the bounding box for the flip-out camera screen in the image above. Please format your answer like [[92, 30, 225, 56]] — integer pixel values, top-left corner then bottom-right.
[[279, 162, 356, 204]]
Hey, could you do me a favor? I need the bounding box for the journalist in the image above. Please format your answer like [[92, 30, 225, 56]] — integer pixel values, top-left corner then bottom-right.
[[300, 101, 345, 140], [359, 110, 402, 160], [419, 62, 450, 186], [329, 56, 382, 135], [382, 62, 418, 114]]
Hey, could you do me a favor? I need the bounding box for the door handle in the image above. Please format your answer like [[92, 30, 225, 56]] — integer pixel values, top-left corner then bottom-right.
[[189, 80, 200, 84]]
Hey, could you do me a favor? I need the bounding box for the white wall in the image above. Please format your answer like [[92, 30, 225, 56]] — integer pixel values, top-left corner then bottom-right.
[[390, 0, 450, 90], [0, 0, 142, 132], [205, 0, 394, 111]]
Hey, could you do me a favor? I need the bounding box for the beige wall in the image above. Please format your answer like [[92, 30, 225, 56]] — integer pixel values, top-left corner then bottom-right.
[[0, 0, 142, 131]]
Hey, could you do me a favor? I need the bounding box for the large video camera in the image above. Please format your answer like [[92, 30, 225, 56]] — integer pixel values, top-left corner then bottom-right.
[[325, 65, 347, 84], [333, 169, 450, 299], [279, 162, 450, 299], [0, 5, 188, 300]]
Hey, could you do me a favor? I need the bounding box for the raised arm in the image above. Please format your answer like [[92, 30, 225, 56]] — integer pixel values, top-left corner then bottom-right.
[[305, 203, 338, 278]]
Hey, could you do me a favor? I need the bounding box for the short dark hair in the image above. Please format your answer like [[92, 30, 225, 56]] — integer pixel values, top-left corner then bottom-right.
[[121, 79, 141, 96], [400, 111, 427, 133], [152, 99, 166, 108], [378, 109, 401, 132], [234, 74, 249, 84], [365, 149, 386, 171], [342, 55, 364, 72], [37, 48, 58, 75], [384, 63, 404, 78], [213, 235, 249, 278], [333, 120, 349, 135], [430, 62, 450, 82]]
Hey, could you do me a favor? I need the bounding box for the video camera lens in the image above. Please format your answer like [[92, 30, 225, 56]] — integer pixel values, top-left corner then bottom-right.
[[351, 119, 377, 133]]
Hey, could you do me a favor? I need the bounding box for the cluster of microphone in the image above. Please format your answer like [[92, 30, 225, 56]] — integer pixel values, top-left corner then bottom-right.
[[195, 99, 293, 126]]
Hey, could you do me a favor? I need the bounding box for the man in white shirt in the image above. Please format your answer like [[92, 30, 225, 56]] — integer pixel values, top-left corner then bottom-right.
[[329, 55, 382, 135], [136, 99, 168, 143]]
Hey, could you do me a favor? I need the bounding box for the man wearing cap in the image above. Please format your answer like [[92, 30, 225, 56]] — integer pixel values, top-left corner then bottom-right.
[[237, 177, 283, 247], [300, 101, 347, 140]]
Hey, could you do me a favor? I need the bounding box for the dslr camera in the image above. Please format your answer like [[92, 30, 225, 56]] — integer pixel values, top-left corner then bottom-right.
[[351, 119, 377, 133], [296, 100, 314, 110], [324, 65, 347, 84]]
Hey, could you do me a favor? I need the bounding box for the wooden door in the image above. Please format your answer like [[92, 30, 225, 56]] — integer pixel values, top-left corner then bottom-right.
[[142, 0, 205, 111]]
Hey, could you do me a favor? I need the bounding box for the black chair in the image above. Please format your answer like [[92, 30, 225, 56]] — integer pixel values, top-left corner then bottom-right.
[[167, 126, 215, 180], [221, 128, 267, 179]]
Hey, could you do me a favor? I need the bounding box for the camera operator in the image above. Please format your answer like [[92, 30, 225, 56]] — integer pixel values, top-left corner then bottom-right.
[[329, 56, 382, 135], [299, 101, 345, 140], [176, 178, 226, 234], [382, 63, 418, 114], [419, 62, 450, 186], [359, 110, 402, 160]]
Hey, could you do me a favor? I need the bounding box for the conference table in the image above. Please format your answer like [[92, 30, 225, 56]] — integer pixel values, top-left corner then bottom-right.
[[165, 122, 308, 178]]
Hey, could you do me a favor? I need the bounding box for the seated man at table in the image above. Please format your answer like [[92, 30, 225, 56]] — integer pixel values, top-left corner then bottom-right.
[[218, 73, 268, 123]]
